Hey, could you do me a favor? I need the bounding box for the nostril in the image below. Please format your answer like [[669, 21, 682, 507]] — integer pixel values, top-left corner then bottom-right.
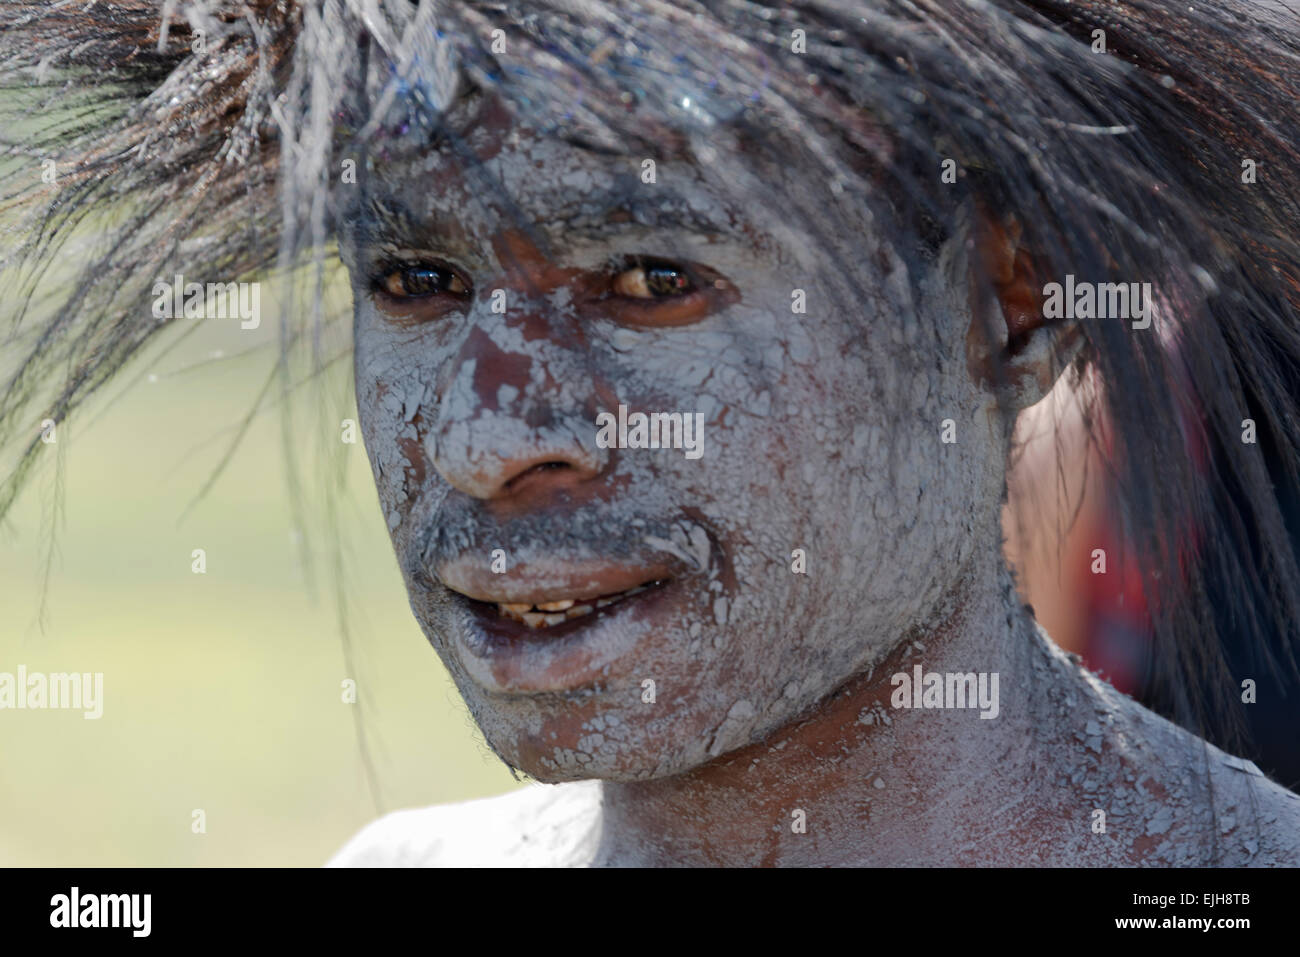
[[503, 460, 574, 493]]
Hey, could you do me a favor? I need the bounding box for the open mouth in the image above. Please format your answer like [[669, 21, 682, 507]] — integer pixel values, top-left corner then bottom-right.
[[430, 543, 695, 692], [484, 579, 669, 630], [431, 546, 696, 692]]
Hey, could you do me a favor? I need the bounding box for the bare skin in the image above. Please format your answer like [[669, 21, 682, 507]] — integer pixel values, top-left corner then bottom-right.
[[328, 97, 1300, 867], [331, 555, 1300, 866]]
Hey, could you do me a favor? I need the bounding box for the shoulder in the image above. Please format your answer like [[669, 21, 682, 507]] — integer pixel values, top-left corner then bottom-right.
[[1202, 749, 1300, 866], [1097, 676, 1300, 865], [1034, 629, 1300, 865], [325, 780, 603, 867], [1065, 639, 1300, 865]]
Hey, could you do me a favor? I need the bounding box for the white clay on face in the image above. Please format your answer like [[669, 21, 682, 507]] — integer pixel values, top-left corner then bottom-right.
[[344, 115, 1009, 784], [334, 119, 1300, 869]]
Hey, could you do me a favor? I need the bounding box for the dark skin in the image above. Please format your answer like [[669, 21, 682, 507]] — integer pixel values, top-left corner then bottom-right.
[[332, 103, 1300, 865]]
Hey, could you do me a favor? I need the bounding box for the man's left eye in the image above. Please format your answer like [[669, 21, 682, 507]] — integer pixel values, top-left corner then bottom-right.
[[611, 258, 696, 299]]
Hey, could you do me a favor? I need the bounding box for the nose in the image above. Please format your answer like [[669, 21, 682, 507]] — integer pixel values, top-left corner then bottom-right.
[[424, 232, 610, 502], [424, 328, 608, 500]]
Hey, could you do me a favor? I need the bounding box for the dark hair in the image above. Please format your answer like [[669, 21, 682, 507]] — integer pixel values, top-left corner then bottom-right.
[[4, 0, 1299, 765]]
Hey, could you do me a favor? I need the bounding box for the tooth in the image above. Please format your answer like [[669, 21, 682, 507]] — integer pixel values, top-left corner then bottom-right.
[[595, 598, 614, 608], [625, 585, 645, 596], [566, 604, 593, 619], [501, 603, 532, 614], [544, 613, 567, 626], [537, 599, 574, 612], [522, 612, 547, 628]]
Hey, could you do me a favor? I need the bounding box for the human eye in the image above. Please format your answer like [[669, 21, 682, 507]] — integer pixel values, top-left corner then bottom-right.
[[610, 256, 697, 299], [600, 255, 736, 327], [374, 260, 471, 298]]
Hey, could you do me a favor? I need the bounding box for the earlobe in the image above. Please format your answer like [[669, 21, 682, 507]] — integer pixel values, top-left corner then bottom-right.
[[966, 207, 1084, 410]]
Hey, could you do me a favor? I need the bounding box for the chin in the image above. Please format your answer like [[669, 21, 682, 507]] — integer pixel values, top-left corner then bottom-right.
[[457, 677, 756, 783], [404, 557, 808, 782]]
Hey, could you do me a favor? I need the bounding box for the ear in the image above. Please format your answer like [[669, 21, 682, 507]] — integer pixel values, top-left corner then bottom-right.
[[965, 206, 1085, 410]]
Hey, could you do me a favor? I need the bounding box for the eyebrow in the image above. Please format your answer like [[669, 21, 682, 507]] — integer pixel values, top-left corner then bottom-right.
[[351, 183, 740, 259]]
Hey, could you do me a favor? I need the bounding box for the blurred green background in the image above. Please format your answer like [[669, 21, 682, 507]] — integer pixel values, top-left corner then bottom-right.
[[0, 283, 520, 866]]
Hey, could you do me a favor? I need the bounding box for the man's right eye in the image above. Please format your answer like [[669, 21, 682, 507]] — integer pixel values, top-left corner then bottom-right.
[[373, 262, 471, 300]]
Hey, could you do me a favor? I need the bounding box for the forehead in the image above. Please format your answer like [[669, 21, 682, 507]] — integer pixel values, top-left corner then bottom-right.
[[349, 94, 791, 259]]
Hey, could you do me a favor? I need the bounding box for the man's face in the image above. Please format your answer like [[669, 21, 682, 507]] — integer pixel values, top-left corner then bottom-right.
[[341, 98, 992, 781]]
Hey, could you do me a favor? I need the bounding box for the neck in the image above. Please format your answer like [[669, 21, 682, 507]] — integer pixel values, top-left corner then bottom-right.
[[593, 549, 1066, 866]]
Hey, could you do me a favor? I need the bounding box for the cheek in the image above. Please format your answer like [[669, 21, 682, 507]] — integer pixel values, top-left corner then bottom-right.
[[666, 320, 871, 641], [689, 324, 915, 685], [353, 317, 440, 543]]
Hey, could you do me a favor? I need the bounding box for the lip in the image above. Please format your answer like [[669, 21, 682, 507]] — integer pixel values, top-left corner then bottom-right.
[[435, 555, 690, 695], [437, 554, 677, 607]]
